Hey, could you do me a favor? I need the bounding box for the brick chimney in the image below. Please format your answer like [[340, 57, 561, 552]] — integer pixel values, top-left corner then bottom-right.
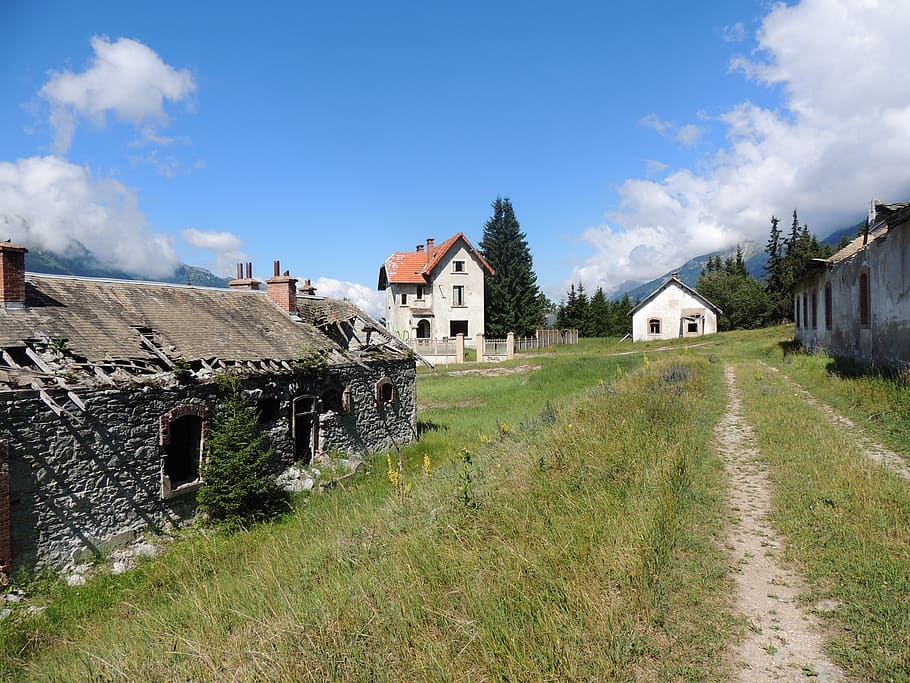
[[229, 262, 261, 290], [0, 241, 27, 309], [426, 238, 435, 263], [266, 260, 298, 314], [299, 278, 317, 296]]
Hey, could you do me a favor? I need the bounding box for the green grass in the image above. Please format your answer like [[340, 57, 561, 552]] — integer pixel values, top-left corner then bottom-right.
[[734, 359, 910, 680], [1, 346, 737, 681]]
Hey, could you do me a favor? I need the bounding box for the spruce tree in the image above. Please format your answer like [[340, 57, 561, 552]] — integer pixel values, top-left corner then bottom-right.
[[198, 376, 287, 528], [479, 197, 545, 337]]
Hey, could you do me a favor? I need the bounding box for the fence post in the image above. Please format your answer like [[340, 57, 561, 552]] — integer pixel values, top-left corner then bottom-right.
[[455, 333, 464, 364], [507, 331, 515, 359], [476, 333, 485, 362]]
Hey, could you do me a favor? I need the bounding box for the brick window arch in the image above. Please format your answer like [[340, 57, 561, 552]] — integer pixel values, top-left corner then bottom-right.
[[159, 404, 209, 498], [375, 377, 396, 405]]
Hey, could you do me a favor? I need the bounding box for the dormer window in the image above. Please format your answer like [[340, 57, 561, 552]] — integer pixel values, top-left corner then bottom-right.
[[453, 260, 465, 273]]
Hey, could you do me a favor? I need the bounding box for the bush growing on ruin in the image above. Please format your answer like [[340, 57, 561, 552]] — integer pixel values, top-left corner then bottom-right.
[[198, 375, 287, 528]]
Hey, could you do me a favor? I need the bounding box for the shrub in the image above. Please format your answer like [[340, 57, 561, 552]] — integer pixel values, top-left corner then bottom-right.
[[197, 376, 288, 528]]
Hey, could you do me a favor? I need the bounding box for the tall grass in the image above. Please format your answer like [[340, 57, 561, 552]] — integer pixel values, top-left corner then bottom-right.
[[5, 353, 736, 681], [736, 360, 910, 680]]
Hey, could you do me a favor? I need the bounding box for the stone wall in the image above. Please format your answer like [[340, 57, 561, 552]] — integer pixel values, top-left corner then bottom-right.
[[0, 359, 416, 571]]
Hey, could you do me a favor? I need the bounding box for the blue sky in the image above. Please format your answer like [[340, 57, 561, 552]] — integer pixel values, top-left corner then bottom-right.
[[3, 1, 910, 316]]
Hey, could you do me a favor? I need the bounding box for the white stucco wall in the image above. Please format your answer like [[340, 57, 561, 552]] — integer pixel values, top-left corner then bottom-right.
[[384, 240, 487, 340], [631, 283, 718, 342], [794, 221, 910, 366]]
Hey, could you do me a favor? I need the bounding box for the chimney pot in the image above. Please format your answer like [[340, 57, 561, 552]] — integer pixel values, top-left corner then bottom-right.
[[273, 260, 280, 277], [0, 240, 28, 309], [246, 262, 252, 279], [416, 245, 424, 253]]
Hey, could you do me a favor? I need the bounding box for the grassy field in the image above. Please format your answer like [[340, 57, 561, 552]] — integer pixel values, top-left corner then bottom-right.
[[3, 330, 910, 680]]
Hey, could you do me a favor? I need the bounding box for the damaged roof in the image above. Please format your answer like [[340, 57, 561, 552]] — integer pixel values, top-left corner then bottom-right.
[[0, 273, 412, 396]]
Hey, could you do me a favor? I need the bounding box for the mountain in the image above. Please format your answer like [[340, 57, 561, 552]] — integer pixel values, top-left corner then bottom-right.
[[22, 242, 230, 288], [615, 241, 765, 302], [612, 219, 865, 302]]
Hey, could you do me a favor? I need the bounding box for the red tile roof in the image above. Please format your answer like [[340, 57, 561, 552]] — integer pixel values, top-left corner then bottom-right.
[[381, 232, 495, 285]]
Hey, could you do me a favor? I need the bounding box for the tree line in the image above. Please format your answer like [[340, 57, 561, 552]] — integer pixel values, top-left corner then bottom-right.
[[555, 284, 633, 337]]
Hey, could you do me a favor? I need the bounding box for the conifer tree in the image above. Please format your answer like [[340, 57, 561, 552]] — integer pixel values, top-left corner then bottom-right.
[[198, 376, 287, 528], [479, 197, 545, 337]]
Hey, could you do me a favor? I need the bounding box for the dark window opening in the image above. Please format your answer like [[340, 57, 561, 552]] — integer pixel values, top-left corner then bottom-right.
[[164, 416, 202, 488], [795, 297, 801, 328], [811, 291, 818, 330], [292, 395, 318, 465], [453, 260, 465, 273], [450, 320, 468, 337], [416, 286, 425, 299], [416, 319, 431, 338], [452, 285, 465, 306], [257, 397, 280, 424], [375, 378, 396, 405], [649, 318, 661, 335], [687, 320, 698, 333], [859, 271, 870, 326], [825, 282, 833, 330], [802, 293, 808, 329], [321, 387, 350, 414], [400, 292, 407, 305]]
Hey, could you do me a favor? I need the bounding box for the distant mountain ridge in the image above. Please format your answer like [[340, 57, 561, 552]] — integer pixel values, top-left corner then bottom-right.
[[22, 241, 231, 288], [612, 220, 863, 302]]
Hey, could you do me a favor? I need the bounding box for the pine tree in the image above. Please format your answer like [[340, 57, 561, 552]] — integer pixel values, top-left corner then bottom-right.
[[197, 376, 287, 528], [589, 287, 610, 337], [479, 197, 545, 337]]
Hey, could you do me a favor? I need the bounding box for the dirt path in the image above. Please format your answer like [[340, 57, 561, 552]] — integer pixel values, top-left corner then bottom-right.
[[761, 362, 910, 481], [717, 365, 845, 682]]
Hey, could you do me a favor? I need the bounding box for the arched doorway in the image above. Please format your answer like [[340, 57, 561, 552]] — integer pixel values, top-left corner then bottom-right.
[[416, 319, 431, 339]]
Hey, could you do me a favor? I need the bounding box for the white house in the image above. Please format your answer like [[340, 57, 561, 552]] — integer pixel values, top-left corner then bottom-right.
[[378, 233, 495, 341], [794, 199, 910, 367], [629, 274, 721, 342]]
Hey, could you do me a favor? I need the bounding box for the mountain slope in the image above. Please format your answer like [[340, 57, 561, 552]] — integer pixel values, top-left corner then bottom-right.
[[22, 242, 230, 288]]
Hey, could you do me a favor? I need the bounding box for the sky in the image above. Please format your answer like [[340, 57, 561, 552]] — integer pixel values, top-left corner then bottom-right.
[[3, 0, 910, 318]]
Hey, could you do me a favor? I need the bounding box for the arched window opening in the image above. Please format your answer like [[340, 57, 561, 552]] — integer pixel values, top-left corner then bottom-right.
[[859, 270, 870, 326], [648, 318, 661, 335], [159, 403, 209, 498], [164, 416, 203, 487], [824, 282, 833, 330], [795, 297, 801, 329], [811, 291, 818, 330], [375, 377, 396, 405], [802, 293, 809, 329], [416, 319, 431, 339]]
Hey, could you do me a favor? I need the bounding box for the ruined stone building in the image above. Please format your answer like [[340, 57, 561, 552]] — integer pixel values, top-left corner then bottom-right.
[[0, 242, 417, 575], [629, 274, 721, 342], [794, 200, 910, 367], [378, 233, 495, 342]]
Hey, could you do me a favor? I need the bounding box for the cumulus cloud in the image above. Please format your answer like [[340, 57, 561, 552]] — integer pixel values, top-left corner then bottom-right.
[[574, 0, 910, 294], [312, 277, 386, 321], [0, 156, 180, 278], [181, 227, 248, 276], [40, 36, 196, 153]]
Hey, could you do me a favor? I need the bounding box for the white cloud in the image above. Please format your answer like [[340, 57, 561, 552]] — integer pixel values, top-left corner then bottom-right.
[[574, 0, 910, 294], [312, 277, 386, 321], [0, 156, 180, 278], [181, 227, 248, 276], [722, 21, 746, 43], [40, 36, 196, 153], [639, 113, 706, 148]]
